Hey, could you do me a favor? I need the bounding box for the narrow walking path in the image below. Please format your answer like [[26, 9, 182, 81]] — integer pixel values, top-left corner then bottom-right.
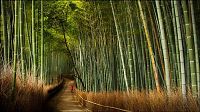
[[45, 80, 88, 112]]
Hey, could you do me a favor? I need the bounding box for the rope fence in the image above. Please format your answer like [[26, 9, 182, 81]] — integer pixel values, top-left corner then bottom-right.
[[74, 91, 131, 112]]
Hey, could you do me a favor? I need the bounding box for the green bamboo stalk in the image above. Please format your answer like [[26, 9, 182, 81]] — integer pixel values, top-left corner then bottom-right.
[[1, 0, 8, 72], [19, 0, 25, 79], [145, 37, 151, 91], [171, 1, 181, 87], [7, 3, 13, 65], [7, 11, 11, 65], [138, 1, 160, 92], [138, 23, 145, 90], [40, 0, 44, 81], [24, 1, 33, 73], [174, 1, 186, 98], [130, 9, 138, 90], [126, 2, 134, 90], [110, 0, 129, 92], [32, 0, 37, 79], [190, 0, 200, 97], [162, 1, 177, 87], [182, 0, 197, 96], [12, 0, 18, 98], [155, 1, 171, 94]]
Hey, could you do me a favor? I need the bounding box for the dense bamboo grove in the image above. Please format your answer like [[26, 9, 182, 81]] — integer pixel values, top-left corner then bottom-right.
[[72, 1, 200, 99], [1, 0, 200, 111], [0, 0, 73, 99]]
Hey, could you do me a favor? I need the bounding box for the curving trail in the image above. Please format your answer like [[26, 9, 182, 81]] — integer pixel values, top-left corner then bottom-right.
[[45, 80, 88, 112]]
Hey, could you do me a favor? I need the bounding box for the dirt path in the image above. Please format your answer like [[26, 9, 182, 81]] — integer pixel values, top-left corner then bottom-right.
[[45, 80, 88, 112]]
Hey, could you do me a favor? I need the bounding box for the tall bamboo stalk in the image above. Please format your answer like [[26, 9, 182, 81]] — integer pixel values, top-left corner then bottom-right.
[[171, 1, 181, 87], [182, 0, 197, 96], [138, 1, 160, 92], [190, 0, 200, 97], [12, 0, 18, 98], [162, 1, 177, 87], [19, 0, 25, 79], [155, 1, 171, 94], [40, 0, 44, 81], [32, 0, 37, 79], [1, 0, 8, 72], [110, 0, 129, 92], [174, 1, 186, 98]]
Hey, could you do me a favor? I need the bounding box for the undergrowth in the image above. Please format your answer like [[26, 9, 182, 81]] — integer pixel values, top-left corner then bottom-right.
[[0, 67, 57, 112], [76, 90, 200, 112]]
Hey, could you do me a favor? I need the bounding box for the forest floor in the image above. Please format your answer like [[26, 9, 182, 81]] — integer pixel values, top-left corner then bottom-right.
[[44, 80, 88, 112]]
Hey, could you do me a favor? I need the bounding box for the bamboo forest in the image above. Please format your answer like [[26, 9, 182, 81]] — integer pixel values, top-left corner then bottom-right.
[[1, 0, 200, 112]]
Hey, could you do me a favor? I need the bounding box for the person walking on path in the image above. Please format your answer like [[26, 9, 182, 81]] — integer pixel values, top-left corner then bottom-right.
[[68, 80, 75, 93]]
